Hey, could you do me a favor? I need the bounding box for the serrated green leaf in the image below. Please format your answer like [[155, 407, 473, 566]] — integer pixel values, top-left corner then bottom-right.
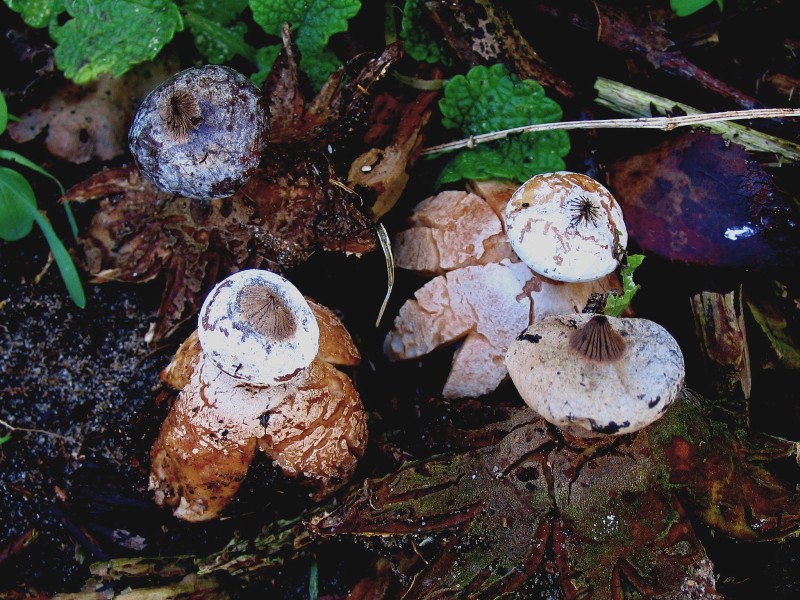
[[400, 0, 449, 64], [440, 64, 563, 134], [298, 46, 345, 91], [4, 0, 65, 29], [185, 12, 255, 63], [250, 0, 361, 89], [49, 0, 183, 84], [604, 253, 645, 317], [436, 64, 569, 185], [437, 131, 569, 186], [0, 167, 37, 241]]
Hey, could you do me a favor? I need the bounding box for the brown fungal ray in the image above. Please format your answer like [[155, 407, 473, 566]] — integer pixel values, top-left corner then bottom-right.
[[568, 314, 626, 362], [258, 359, 368, 501], [149, 354, 262, 522]]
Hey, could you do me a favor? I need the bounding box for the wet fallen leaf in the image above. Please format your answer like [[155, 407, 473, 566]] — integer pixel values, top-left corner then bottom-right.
[[7, 56, 179, 164], [315, 390, 800, 598], [348, 88, 440, 219], [607, 131, 800, 269]]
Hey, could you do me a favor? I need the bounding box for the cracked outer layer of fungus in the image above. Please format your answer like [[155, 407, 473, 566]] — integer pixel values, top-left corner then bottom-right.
[[149, 270, 366, 521], [384, 180, 620, 399]]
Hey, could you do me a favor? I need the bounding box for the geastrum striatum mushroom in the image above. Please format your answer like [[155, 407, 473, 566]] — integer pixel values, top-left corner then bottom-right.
[[150, 269, 367, 522], [384, 176, 624, 399]]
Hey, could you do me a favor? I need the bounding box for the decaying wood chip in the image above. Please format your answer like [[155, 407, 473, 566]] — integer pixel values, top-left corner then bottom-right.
[[690, 289, 752, 400]]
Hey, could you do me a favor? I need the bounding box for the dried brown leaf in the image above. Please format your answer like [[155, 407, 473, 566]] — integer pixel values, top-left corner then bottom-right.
[[8, 56, 180, 163]]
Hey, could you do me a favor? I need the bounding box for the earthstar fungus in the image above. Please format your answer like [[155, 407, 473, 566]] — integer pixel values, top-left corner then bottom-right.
[[506, 313, 685, 437], [384, 180, 622, 399], [149, 269, 367, 521]]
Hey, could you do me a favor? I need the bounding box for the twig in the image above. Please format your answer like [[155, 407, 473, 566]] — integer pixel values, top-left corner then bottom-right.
[[420, 80, 800, 160], [375, 222, 395, 328], [0, 417, 76, 444], [594, 78, 800, 161]]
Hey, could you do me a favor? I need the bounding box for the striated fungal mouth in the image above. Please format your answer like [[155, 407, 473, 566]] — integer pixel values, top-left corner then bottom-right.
[[567, 195, 602, 230]]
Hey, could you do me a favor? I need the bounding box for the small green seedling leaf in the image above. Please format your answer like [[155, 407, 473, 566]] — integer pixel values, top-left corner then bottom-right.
[[0, 167, 86, 308], [604, 253, 645, 317], [0, 167, 37, 241], [0, 147, 76, 238], [0, 432, 12, 445], [670, 0, 723, 17], [436, 64, 570, 186], [0, 150, 65, 196], [250, 0, 361, 90], [49, 0, 184, 84], [0, 89, 8, 135]]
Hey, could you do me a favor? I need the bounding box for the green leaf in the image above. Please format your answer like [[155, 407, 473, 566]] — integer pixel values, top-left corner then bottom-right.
[[437, 131, 568, 185], [0, 433, 12, 445], [604, 253, 645, 317], [49, 0, 183, 84], [33, 206, 87, 308], [670, 0, 721, 17], [4, 0, 65, 29], [0, 150, 65, 196], [250, 0, 361, 89], [184, 12, 256, 63], [0, 167, 37, 241], [0, 149, 77, 238], [0, 89, 8, 135], [436, 64, 569, 185], [400, 0, 449, 64], [0, 167, 86, 308]]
